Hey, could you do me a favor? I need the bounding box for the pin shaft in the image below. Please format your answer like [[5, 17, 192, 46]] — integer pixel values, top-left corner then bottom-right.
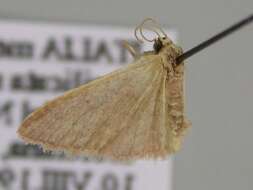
[[176, 14, 253, 64]]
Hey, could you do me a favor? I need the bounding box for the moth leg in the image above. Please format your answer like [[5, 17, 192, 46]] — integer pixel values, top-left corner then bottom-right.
[[122, 40, 139, 58]]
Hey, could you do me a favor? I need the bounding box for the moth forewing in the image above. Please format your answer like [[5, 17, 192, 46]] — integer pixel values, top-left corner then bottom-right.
[[18, 54, 172, 160]]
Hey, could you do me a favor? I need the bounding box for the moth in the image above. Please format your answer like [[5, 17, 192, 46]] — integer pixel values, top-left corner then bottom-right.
[[18, 18, 191, 161]]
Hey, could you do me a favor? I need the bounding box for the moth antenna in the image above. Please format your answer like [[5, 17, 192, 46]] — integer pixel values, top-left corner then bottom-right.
[[134, 24, 144, 43], [139, 25, 159, 42], [135, 18, 168, 43], [141, 18, 167, 38]]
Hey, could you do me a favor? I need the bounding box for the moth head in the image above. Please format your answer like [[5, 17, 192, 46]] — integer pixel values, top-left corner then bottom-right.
[[154, 36, 184, 65], [153, 36, 173, 53]]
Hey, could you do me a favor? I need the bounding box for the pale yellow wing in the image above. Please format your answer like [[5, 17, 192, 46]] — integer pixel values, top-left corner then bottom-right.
[[18, 54, 173, 160]]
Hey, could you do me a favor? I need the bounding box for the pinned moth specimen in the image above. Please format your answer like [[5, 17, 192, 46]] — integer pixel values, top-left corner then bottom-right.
[[18, 14, 253, 160], [18, 18, 191, 161]]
